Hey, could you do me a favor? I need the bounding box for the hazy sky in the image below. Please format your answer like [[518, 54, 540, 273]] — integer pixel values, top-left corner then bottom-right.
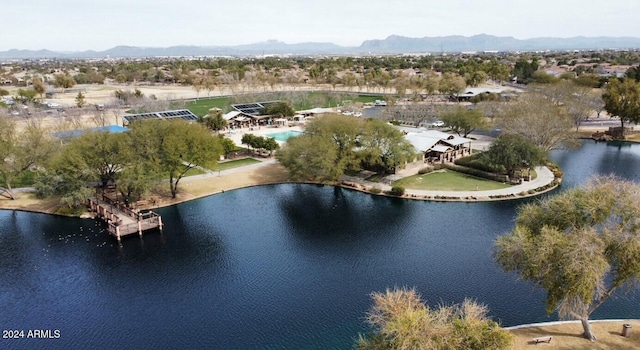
[[5, 0, 639, 51]]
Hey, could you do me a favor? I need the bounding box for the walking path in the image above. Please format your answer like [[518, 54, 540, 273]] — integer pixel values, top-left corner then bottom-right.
[[342, 165, 557, 201], [183, 155, 557, 202]]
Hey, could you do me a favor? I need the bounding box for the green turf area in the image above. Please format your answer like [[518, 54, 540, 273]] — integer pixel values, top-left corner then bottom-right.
[[186, 97, 230, 116], [161, 167, 205, 178], [184, 93, 383, 115], [392, 170, 511, 191], [354, 95, 384, 103], [216, 158, 261, 171]]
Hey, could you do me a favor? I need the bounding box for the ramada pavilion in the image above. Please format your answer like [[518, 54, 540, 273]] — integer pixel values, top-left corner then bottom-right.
[[404, 129, 473, 164]]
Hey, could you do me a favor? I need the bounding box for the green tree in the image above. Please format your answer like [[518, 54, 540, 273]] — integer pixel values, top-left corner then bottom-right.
[[0, 117, 58, 200], [57, 131, 132, 189], [262, 137, 279, 156], [304, 114, 364, 175], [218, 136, 236, 158], [602, 78, 640, 129], [495, 176, 640, 341], [240, 134, 279, 156], [465, 70, 489, 87], [440, 107, 487, 137], [200, 109, 227, 132], [484, 134, 546, 178], [32, 77, 46, 98], [241, 133, 257, 151], [512, 58, 539, 84], [116, 161, 159, 204], [15, 88, 37, 104], [75, 91, 86, 108], [359, 119, 416, 173], [261, 101, 295, 117], [53, 73, 76, 93], [277, 115, 415, 181], [129, 120, 222, 198], [276, 133, 340, 182], [439, 72, 466, 97], [625, 66, 640, 82], [357, 287, 514, 350]]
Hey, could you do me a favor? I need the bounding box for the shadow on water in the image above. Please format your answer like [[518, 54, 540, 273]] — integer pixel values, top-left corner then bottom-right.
[[277, 185, 412, 244]]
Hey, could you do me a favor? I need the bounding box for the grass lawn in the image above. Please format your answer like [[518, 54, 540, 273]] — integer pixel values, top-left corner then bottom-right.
[[216, 158, 261, 171], [160, 167, 205, 178], [186, 97, 230, 116], [183, 93, 384, 115], [354, 95, 384, 103], [393, 170, 511, 191]]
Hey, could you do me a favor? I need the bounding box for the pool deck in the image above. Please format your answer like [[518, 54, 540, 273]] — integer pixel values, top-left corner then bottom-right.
[[225, 124, 304, 146]]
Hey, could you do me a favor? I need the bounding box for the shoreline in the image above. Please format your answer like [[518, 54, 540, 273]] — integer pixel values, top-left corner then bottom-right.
[[0, 161, 561, 216]]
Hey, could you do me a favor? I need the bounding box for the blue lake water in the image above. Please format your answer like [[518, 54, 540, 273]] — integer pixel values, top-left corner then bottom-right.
[[1, 140, 640, 349]]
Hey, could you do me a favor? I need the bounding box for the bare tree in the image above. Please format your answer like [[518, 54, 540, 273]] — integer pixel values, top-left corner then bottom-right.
[[497, 92, 576, 151]]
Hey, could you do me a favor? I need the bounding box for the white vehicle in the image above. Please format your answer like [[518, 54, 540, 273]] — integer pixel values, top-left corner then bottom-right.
[[431, 120, 445, 127], [374, 100, 387, 106], [45, 102, 61, 108]]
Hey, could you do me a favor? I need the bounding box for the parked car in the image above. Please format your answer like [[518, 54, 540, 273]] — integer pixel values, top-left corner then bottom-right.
[[431, 120, 445, 127]]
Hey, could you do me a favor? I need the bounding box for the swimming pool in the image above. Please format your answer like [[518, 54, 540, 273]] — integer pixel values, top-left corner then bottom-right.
[[266, 130, 303, 142]]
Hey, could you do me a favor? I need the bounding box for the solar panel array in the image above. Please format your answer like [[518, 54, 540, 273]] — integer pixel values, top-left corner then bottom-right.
[[123, 109, 199, 124], [231, 101, 280, 116]]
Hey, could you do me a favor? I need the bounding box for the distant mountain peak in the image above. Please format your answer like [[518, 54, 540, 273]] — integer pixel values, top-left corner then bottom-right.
[[1, 34, 640, 59]]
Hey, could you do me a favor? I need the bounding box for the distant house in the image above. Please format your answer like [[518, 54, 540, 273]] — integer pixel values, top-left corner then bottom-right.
[[596, 64, 631, 78], [404, 130, 473, 163]]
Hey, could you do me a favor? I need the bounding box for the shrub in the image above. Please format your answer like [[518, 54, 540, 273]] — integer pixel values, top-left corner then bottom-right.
[[454, 153, 501, 173], [369, 187, 382, 194], [418, 166, 434, 175], [387, 186, 405, 196], [442, 163, 506, 183], [547, 162, 564, 178]]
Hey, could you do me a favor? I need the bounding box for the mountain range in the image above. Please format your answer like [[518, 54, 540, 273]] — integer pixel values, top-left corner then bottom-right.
[[2, 34, 640, 59]]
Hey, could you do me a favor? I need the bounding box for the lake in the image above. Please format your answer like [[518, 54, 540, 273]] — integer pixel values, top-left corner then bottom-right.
[[1, 140, 640, 349]]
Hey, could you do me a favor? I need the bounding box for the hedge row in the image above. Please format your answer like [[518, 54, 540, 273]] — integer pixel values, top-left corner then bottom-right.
[[453, 153, 501, 174], [441, 163, 508, 183]]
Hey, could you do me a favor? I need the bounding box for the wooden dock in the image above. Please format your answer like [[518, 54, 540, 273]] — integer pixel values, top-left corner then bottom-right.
[[87, 196, 163, 242]]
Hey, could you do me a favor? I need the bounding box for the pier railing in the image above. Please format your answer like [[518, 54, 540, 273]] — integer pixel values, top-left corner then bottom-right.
[[87, 197, 163, 241]]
